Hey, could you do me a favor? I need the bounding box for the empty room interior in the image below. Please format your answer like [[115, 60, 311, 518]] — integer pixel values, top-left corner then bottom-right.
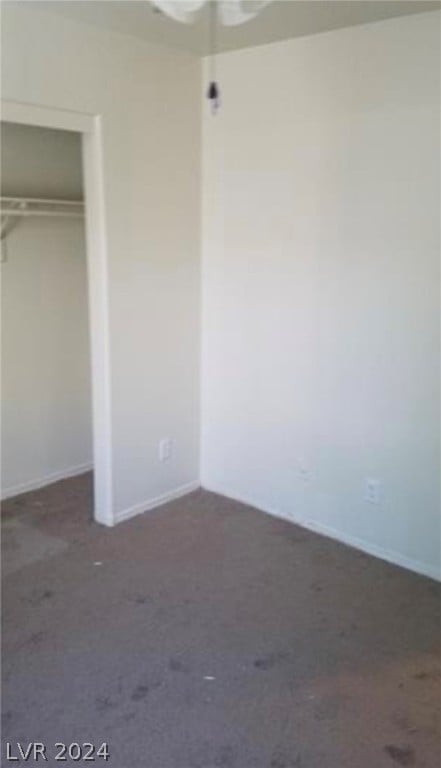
[[1, 1, 440, 766]]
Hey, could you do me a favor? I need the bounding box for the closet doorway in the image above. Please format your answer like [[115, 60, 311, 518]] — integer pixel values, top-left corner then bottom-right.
[[1, 102, 112, 527]]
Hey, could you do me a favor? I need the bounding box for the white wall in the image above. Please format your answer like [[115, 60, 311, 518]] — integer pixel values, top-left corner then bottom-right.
[[1, 3, 201, 517], [201, 12, 441, 579], [1, 216, 92, 497]]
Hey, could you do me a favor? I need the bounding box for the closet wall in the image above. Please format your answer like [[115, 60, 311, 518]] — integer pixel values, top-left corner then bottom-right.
[[1, 122, 92, 498]]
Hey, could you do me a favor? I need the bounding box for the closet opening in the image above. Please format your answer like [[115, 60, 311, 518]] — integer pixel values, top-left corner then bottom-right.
[[1, 102, 112, 528]]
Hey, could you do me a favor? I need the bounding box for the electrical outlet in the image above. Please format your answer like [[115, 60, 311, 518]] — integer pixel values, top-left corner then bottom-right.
[[364, 477, 382, 505], [159, 438, 173, 463]]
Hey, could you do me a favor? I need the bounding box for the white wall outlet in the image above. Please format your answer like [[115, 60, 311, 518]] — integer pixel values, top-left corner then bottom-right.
[[159, 438, 173, 463], [364, 477, 382, 505], [297, 458, 312, 484]]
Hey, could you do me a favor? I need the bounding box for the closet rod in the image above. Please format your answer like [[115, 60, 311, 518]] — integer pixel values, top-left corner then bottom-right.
[[0, 209, 84, 218], [2, 196, 84, 206], [0, 196, 85, 218]]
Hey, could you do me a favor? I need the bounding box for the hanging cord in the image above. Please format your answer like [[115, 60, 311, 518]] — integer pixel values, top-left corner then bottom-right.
[[207, 0, 220, 113]]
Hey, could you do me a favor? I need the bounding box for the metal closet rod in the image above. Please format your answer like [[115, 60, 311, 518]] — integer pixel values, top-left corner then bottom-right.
[[0, 196, 85, 218]]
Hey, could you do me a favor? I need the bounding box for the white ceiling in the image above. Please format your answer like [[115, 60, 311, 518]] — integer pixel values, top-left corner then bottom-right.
[[20, 0, 441, 56]]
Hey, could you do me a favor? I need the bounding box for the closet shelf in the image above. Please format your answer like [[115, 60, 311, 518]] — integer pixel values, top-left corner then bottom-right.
[[1, 196, 85, 218]]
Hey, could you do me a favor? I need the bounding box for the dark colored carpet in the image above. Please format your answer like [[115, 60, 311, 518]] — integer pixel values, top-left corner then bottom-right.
[[2, 473, 440, 768]]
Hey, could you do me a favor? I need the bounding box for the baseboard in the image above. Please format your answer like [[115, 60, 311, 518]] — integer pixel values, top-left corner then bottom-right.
[[201, 484, 441, 583], [115, 480, 200, 525], [1, 462, 93, 501], [303, 519, 441, 582]]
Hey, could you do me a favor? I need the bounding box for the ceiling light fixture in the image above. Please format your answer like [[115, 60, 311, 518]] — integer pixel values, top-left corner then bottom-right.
[[151, 1, 272, 113]]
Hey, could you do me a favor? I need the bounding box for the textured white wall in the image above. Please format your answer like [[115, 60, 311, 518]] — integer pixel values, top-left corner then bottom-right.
[[201, 12, 441, 578], [1, 4, 201, 516], [1, 217, 92, 497]]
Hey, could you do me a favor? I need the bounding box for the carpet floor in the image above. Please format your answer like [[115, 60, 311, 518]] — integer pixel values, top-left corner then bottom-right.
[[2, 473, 440, 768]]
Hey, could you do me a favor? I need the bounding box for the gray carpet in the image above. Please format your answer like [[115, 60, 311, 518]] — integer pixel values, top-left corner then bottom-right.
[[2, 473, 440, 767]]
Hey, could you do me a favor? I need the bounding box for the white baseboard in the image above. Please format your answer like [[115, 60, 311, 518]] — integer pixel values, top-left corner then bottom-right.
[[303, 519, 441, 582], [1, 462, 93, 501], [115, 480, 200, 525], [202, 484, 441, 583]]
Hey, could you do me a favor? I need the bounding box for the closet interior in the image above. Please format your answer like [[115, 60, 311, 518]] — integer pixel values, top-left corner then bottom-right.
[[1, 122, 93, 509]]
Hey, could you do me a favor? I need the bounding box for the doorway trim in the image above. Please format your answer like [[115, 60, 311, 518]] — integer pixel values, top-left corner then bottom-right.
[[2, 99, 113, 526]]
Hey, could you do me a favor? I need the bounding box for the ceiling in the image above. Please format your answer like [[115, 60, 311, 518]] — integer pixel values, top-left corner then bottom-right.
[[22, 0, 441, 56]]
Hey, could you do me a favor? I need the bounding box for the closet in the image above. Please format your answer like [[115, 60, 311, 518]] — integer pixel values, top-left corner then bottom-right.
[[1, 122, 93, 506]]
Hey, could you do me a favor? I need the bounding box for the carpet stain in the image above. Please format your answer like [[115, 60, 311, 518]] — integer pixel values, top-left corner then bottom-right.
[[24, 589, 54, 605], [131, 681, 161, 702], [131, 684, 150, 701], [96, 696, 118, 713], [254, 651, 289, 671], [29, 631, 45, 646], [412, 669, 440, 681], [169, 658, 187, 673], [384, 745, 416, 765], [125, 593, 150, 605]]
